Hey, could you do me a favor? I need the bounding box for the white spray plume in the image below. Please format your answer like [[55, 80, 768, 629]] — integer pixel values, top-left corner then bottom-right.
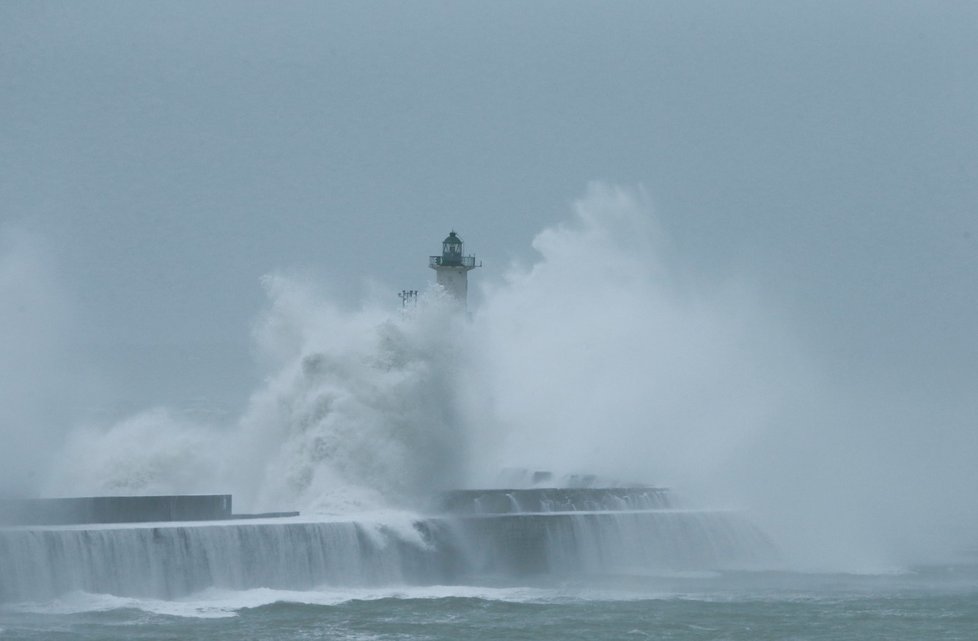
[[39, 184, 978, 570], [45, 409, 224, 496], [228, 275, 468, 513], [462, 183, 802, 491]]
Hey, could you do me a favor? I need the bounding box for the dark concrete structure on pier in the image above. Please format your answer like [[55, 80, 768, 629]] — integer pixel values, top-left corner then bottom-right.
[[0, 495, 233, 526]]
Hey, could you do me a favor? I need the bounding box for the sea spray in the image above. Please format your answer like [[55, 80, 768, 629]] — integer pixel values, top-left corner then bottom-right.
[[41, 185, 793, 512], [43, 410, 224, 497], [44, 280, 470, 514], [462, 184, 797, 493], [232, 280, 469, 513], [40, 185, 811, 562]]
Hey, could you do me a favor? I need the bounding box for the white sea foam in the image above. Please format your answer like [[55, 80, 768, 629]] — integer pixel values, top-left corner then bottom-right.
[[0, 583, 716, 618], [3, 590, 237, 619], [12, 576, 897, 618]]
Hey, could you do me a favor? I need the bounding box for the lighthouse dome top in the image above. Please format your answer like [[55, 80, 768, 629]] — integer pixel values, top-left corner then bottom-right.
[[443, 231, 463, 245]]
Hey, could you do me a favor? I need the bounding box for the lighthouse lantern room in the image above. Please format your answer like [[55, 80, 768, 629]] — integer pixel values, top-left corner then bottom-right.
[[429, 231, 478, 306]]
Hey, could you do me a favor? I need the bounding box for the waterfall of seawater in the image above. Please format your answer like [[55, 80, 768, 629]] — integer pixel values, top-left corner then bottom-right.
[[0, 489, 777, 602], [440, 489, 776, 578], [0, 520, 445, 602]]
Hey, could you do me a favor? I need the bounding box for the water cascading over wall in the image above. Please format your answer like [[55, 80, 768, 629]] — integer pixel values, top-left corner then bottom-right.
[[0, 520, 454, 602], [0, 489, 777, 602], [439, 489, 775, 577]]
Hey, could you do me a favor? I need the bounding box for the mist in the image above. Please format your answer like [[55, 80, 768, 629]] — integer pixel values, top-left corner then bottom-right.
[[463, 184, 803, 488], [0, 228, 88, 497], [18, 184, 973, 573], [2, 0, 976, 575], [465, 185, 978, 571]]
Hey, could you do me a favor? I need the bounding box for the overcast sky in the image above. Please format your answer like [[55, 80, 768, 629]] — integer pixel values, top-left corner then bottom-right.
[[1, 0, 976, 417]]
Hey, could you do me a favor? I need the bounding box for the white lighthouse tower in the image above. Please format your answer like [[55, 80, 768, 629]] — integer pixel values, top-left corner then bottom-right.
[[429, 231, 478, 306]]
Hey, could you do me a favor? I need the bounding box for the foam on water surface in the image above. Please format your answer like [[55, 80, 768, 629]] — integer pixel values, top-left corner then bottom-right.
[[1, 584, 692, 619]]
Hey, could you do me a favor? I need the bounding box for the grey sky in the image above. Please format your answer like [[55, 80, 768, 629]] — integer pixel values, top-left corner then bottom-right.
[[1, 0, 976, 416]]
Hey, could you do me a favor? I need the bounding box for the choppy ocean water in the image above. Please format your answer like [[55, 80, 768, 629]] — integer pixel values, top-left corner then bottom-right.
[[3, 490, 976, 640], [3, 568, 977, 641]]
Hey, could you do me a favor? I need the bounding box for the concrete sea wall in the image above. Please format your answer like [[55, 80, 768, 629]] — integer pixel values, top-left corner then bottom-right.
[[0, 495, 232, 526]]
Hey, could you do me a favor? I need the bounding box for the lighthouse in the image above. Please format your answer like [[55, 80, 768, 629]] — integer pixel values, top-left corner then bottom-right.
[[429, 231, 478, 306]]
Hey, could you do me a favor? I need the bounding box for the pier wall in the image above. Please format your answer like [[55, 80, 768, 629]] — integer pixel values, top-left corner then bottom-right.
[[0, 495, 232, 526]]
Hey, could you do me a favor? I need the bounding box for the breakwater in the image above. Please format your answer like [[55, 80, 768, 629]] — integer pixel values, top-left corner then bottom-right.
[[0, 489, 776, 602], [0, 495, 233, 527]]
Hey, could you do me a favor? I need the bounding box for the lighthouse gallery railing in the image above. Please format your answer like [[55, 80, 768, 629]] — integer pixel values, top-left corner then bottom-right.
[[429, 255, 476, 268]]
